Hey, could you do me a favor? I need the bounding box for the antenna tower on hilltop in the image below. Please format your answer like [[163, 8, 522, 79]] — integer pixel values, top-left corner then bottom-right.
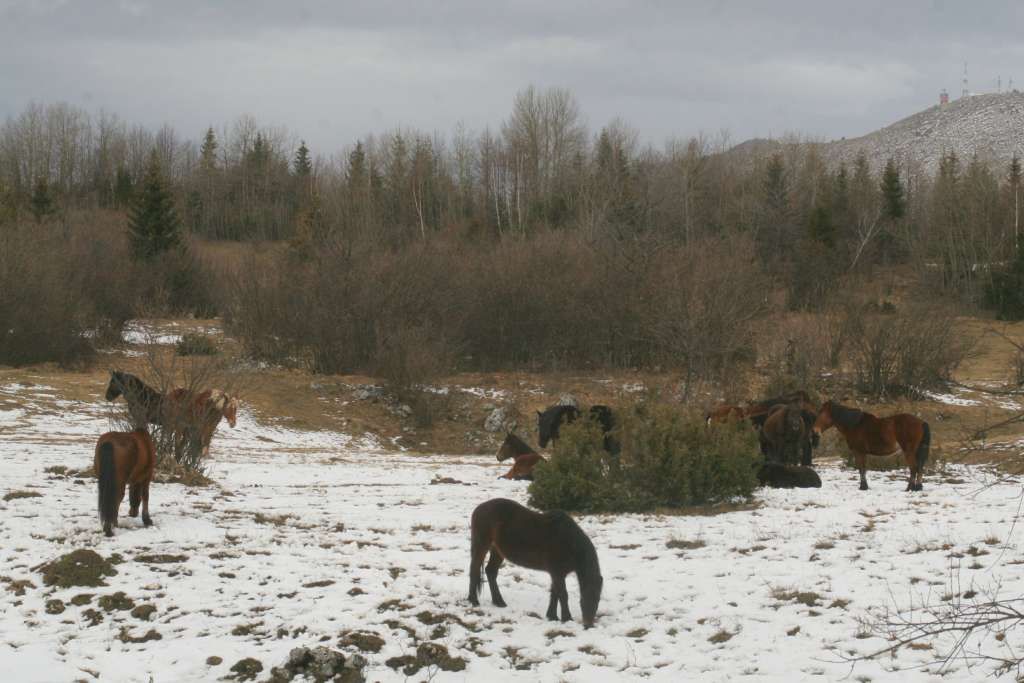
[[962, 62, 969, 98]]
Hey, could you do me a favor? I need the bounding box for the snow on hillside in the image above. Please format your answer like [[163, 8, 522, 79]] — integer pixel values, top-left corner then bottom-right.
[[828, 92, 1024, 174], [2, 384, 1024, 681]]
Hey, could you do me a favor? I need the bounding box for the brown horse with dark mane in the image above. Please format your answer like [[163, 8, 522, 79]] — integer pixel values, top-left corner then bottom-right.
[[95, 428, 156, 537], [163, 388, 239, 458], [468, 498, 603, 628], [813, 400, 931, 491], [704, 403, 745, 425], [496, 433, 545, 480]]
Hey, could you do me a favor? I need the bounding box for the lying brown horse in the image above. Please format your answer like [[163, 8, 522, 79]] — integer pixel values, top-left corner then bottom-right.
[[468, 498, 603, 628], [95, 428, 156, 537], [496, 433, 545, 480], [813, 400, 930, 492]]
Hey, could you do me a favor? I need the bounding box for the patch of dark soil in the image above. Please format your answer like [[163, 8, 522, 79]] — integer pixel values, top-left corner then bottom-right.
[[429, 475, 471, 485], [386, 642, 467, 676], [45, 599, 65, 614], [98, 591, 135, 612], [228, 657, 263, 681], [666, 539, 706, 551], [82, 608, 104, 626], [118, 627, 162, 643], [3, 490, 42, 501], [132, 604, 157, 621], [1, 576, 36, 595], [70, 593, 94, 606], [39, 549, 117, 588], [206, 656, 223, 666], [135, 553, 189, 564], [339, 630, 385, 653], [302, 580, 334, 588], [377, 599, 411, 613]]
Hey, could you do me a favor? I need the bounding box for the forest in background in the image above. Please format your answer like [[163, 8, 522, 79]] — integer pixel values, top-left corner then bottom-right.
[[1, 87, 1023, 395]]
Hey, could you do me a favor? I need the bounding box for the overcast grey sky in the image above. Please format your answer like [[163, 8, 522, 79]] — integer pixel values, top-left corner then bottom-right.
[[2, 0, 1022, 153]]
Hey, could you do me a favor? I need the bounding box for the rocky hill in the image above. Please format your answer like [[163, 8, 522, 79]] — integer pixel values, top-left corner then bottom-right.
[[827, 92, 1024, 173], [733, 92, 1024, 174]]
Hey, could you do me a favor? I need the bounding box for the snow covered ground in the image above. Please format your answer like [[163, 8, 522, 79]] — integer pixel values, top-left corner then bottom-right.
[[3, 383, 1024, 682]]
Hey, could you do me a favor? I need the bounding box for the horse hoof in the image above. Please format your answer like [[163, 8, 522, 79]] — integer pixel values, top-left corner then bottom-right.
[[859, 483, 868, 491], [104, 529, 113, 538], [143, 517, 153, 527], [494, 600, 507, 608]]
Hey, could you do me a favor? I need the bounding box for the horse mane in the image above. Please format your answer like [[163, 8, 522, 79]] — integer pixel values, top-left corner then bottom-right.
[[830, 401, 865, 429], [549, 511, 601, 579], [504, 432, 535, 456]]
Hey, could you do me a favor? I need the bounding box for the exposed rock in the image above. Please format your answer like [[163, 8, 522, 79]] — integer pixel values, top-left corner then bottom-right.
[[352, 385, 384, 401], [228, 657, 263, 681], [557, 394, 579, 408], [268, 646, 366, 682], [131, 604, 157, 621], [98, 591, 134, 612], [484, 405, 516, 433]]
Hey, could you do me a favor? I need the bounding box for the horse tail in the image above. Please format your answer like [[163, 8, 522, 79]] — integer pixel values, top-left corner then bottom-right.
[[916, 421, 931, 470], [97, 442, 119, 528]]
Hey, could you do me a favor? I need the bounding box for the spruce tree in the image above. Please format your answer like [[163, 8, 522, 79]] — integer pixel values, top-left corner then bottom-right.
[[31, 176, 55, 223], [128, 151, 182, 259], [199, 127, 218, 172], [293, 140, 312, 177], [880, 158, 905, 220]]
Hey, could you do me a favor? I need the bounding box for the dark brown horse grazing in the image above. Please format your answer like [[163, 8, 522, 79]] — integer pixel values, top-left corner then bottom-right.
[[95, 429, 156, 537], [813, 400, 931, 492], [468, 498, 603, 628], [757, 462, 822, 488], [496, 433, 546, 480]]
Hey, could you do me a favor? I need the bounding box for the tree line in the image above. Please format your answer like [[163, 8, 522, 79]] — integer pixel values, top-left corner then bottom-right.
[[2, 88, 1023, 308]]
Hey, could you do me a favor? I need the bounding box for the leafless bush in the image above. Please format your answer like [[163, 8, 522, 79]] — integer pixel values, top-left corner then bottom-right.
[[109, 337, 245, 476], [858, 579, 1024, 678], [847, 302, 974, 398], [761, 317, 833, 398], [224, 233, 768, 388]]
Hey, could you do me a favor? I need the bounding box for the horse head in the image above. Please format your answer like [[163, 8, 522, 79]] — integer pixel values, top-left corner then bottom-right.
[[812, 401, 835, 436], [105, 370, 124, 401]]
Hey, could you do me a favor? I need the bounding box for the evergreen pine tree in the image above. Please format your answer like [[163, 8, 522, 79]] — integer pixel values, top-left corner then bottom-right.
[[880, 158, 905, 220], [31, 176, 55, 223], [199, 127, 218, 172], [293, 140, 312, 177], [1010, 154, 1021, 252], [128, 151, 182, 259]]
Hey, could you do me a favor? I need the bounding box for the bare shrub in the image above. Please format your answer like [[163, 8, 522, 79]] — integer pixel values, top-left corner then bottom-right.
[[761, 317, 832, 398], [224, 233, 768, 386], [108, 340, 245, 476], [847, 301, 974, 398]]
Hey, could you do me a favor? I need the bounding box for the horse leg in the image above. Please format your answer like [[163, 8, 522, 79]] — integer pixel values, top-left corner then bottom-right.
[[468, 544, 487, 607], [141, 480, 152, 527], [855, 452, 868, 490], [546, 576, 559, 621], [485, 551, 507, 607], [556, 574, 572, 622], [128, 484, 141, 517]]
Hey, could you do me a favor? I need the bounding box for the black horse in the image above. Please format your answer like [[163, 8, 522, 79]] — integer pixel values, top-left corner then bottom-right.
[[537, 404, 616, 451], [104, 371, 164, 427], [757, 462, 822, 488], [468, 498, 603, 628]]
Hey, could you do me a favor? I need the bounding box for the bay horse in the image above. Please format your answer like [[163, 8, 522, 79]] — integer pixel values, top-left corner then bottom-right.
[[95, 428, 156, 537], [104, 370, 164, 426], [537, 404, 616, 452], [496, 433, 545, 480], [468, 498, 603, 628], [813, 400, 930, 491], [163, 388, 239, 458]]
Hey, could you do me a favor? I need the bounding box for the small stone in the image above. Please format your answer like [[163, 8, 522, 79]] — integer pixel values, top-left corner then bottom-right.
[[206, 656, 223, 666], [131, 604, 157, 621]]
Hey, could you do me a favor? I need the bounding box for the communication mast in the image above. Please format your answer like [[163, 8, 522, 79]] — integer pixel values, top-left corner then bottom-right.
[[962, 61, 969, 98]]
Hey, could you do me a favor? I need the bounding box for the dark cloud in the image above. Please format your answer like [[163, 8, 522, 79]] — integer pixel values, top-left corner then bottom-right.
[[2, 0, 1022, 152]]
